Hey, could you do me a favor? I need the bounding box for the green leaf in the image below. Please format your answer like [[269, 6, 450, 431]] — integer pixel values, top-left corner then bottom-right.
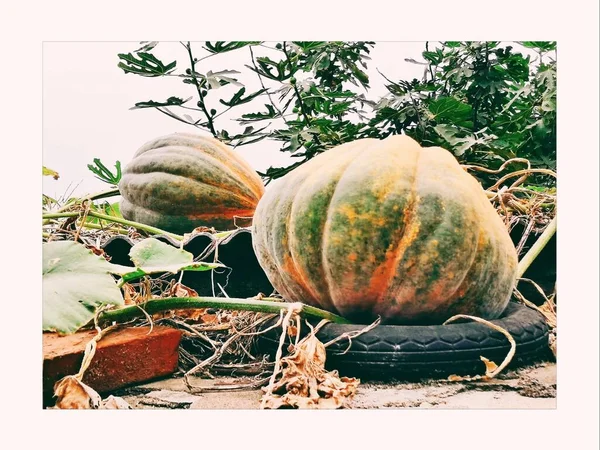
[[246, 57, 293, 81], [109, 238, 224, 284], [222, 125, 270, 147], [258, 159, 307, 181], [204, 70, 243, 89], [106, 202, 121, 217], [43, 194, 59, 208], [84, 201, 123, 224], [422, 50, 444, 65], [540, 98, 556, 112], [134, 41, 159, 52], [433, 124, 485, 156], [238, 104, 280, 123], [130, 238, 196, 269], [520, 41, 556, 51], [87, 158, 122, 185], [219, 87, 267, 107], [131, 96, 192, 109], [204, 41, 261, 54], [291, 42, 327, 51], [453, 135, 479, 156], [345, 60, 369, 88], [117, 52, 176, 77], [428, 97, 473, 126], [43, 241, 124, 334], [43, 166, 60, 180], [434, 124, 463, 144]]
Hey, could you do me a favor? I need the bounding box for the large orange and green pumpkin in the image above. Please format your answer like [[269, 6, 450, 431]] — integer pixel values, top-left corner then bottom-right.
[[119, 133, 265, 234], [252, 135, 518, 325]]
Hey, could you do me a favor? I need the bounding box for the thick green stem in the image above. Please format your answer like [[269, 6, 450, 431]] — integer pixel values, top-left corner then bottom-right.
[[517, 216, 557, 278], [43, 212, 84, 219], [86, 187, 121, 202], [42, 211, 184, 241], [100, 297, 353, 325]]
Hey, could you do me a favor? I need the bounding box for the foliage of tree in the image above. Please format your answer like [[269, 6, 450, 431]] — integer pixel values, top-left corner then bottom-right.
[[117, 41, 556, 187]]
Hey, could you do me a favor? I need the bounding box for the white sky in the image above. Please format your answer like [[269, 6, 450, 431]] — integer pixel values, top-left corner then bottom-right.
[[42, 41, 427, 199]]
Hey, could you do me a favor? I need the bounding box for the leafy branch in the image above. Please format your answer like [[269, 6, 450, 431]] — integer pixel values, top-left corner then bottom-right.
[[182, 41, 218, 136], [117, 41, 377, 182], [117, 41, 555, 188]]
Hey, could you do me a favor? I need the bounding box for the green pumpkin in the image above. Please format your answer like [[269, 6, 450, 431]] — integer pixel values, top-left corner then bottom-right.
[[119, 133, 265, 234], [252, 135, 518, 325]]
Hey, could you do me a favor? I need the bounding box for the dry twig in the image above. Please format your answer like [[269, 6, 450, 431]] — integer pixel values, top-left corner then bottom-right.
[[184, 313, 277, 392], [444, 314, 516, 381], [324, 316, 382, 355]]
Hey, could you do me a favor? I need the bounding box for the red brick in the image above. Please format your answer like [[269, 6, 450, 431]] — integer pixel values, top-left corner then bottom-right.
[[43, 326, 182, 406]]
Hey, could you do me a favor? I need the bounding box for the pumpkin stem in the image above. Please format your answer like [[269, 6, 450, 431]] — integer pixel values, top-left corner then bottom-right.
[[516, 216, 557, 279], [99, 296, 353, 325], [42, 210, 184, 241]]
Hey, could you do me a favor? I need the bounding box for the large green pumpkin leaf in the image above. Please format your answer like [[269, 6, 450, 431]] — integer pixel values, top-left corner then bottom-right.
[[109, 238, 224, 284], [43, 241, 124, 334]]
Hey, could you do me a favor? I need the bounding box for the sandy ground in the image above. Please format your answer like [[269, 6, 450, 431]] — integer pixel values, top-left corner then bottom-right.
[[115, 362, 556, 409]]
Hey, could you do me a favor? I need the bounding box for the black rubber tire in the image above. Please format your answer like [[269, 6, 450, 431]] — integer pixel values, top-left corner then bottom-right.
[[257, 302, 551, 380]]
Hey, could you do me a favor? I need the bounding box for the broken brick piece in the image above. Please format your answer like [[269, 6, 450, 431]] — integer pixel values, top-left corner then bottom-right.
[[43, 326, 182, 407]]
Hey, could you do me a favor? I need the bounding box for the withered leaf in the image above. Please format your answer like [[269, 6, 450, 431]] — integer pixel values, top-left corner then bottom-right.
[[261, 331, 359, 409], [54, 376, 101, 409], [101, 395, 133, 409], [480, 356, 499, 376]]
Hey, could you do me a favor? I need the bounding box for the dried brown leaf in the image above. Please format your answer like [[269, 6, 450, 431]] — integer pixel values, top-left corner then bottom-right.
[[480, 356, 498, 376], [444, 314, 515, 381], [122, 282, 137, 305], [200, 313, 218, 324], [101, 395, 133, 409], [86, 245, 108, 258], [316, 396, 343, 409], [170, 282, 198, 298], [54, 376, 101, 409], [192, 226, 217, 234], [287, 324, 298, 337], [447, 357, 501, 382], [261, 331, 359, 410], [538, 301, 557, 329], [447, 374, 485, 382]]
